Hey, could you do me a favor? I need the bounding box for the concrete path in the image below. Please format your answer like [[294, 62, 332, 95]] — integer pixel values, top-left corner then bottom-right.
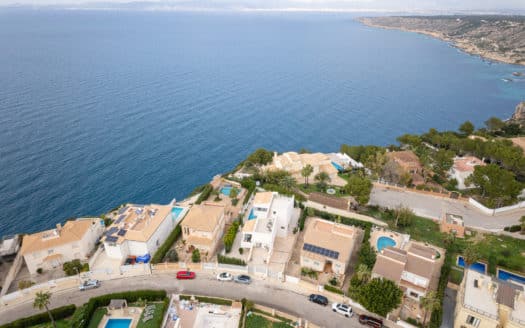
[[305, 201, 387, 226], [369, 185, 521, 231], [440, 288, 457, 328], [0, 272, 364, 328]]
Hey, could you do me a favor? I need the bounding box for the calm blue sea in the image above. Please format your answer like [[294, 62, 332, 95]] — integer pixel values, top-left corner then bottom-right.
[[0, 10, 523, 235]]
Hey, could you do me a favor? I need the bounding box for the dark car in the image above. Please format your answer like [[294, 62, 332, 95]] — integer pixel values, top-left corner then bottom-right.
[[234, 274, 252, 284], [308, 294, 328, 306], [359, 314, 383, 328], [176, 270, 196, 280]]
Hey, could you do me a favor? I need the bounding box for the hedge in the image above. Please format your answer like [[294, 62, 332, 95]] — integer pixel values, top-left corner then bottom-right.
[[151, 225, 182, 264], [179, 295, 232, 306], [223, 221, 240, 253], [324, 284, 344, 295], [72, 290, 166, 328], [429, 251, 452, 328], [241, 178, 256, 205], [0, 304, 76, 328], [217, 254, 246, 266], [195, 184, 213, 204]]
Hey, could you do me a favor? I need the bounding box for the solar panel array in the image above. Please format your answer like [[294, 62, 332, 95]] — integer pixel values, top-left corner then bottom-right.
[[106, 236, 118, 243], [118, 206, 128, 215], [115, 215, 126, 224], [303, 243, 339, 259], [117, 229, 127, 236], [105, 227, 118, 236]]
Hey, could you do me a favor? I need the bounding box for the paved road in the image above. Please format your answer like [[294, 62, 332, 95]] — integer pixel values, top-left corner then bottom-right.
[[440, 288, 457, 328], [0, 272, 361, 328], [369, 185, 521, 231]]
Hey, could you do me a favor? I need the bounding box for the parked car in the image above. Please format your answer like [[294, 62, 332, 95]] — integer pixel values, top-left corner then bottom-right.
[[79, 279, 100, 291], [176, 270, 196, 280], [234, 274, 251, 284], [217, 272, 233, 281], [124, 256, 136, 265], [332, 302, 353, 317], [308, 294, 328, 306], [359, 315, 383, 328]]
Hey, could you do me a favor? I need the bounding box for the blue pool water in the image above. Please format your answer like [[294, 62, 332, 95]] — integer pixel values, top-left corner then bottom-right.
[[0, 11, 523, 235], [457, 256, 487, 274], [172, 207, 184, 219], [498, 269, 525, 284], [105, 318, 132, 328], [331, 161, 344, 172], [376, 236, 396, 252], [220, 186, 239, 196], [248, 209, 257, 220]]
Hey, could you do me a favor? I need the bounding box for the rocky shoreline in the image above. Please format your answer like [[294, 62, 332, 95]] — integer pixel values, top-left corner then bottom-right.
[[359, 16, 525, 67]]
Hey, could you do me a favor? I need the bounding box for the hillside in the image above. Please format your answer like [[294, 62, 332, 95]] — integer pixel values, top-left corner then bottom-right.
[[359, 16, 525, 66]]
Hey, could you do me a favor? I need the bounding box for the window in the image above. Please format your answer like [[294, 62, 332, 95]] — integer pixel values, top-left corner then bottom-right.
[[466, 315, 480, 327], [48, 249, 54, 254], [72, 243, 79, 248], [409, 291, 419, 298], [473, 279, 479, 288]]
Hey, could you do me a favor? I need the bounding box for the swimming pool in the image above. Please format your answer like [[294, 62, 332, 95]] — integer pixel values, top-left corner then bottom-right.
[[457, 256, 487, 274], [331, 161, 344, 172], [220, 186, 239, 196], [248, 209, 257, 220], [498, 269, 525, 284], [376, 236, 396, 252], [172, 206, 184, 219], [105, 318, 132, 328]]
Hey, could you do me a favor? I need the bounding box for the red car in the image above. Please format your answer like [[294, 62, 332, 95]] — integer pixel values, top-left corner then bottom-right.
[[176, 270, 196, 280]]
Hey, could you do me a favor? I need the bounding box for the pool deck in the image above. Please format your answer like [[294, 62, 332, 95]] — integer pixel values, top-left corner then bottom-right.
[[370, 227, 410, 252], [98, 307, 143, 328]]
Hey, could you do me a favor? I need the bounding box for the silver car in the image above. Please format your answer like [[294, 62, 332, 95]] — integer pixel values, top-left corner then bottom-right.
[[79, 279, 100, 291]]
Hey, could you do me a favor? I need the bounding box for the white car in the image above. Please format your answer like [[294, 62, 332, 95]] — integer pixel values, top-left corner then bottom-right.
[[332, 302, 353, 318], [79, 279, 100, 291], [216, 272, 233, 281]]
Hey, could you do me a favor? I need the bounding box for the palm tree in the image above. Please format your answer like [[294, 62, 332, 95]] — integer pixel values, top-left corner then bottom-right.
[[463, 243, 480, 269], [33, 291, 56, 328], [420, 291, 440, 325], [279, 175, 296, 191], [314, 171, 331, 189], [301, 164, 314, 186], [355, 264, 371, 283]]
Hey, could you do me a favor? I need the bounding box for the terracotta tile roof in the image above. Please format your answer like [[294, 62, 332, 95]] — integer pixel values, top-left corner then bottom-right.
[[302, 218, 356, 262], [382, 247, 408, 263], [308, 192, 353, 210], [405, 254, 436, 280], [20, 218, 98, 255], [186, 235, 213, 247], [453, 156, 485, 173], [373, 252, 405, 283], [43, 253, 64, 262], [408, 244, 436, 260], [181, 204, 225, 232], [253, 192, 274, 204]]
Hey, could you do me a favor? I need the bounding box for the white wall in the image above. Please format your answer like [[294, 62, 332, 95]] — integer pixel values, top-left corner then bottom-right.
[[145, 212, 176, 255]]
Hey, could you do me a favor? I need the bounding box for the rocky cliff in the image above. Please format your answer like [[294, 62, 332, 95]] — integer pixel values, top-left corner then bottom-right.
[[511, 101, 525, 124]]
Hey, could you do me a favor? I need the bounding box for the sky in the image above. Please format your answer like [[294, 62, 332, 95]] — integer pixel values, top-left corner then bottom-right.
[[1, 0, 525, 12]]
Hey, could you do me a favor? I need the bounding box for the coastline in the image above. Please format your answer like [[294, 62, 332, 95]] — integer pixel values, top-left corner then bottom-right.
[[358, 17, 525, 67]]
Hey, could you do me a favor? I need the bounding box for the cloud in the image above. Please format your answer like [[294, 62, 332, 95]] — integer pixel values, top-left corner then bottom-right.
[[1, 0, 524, 11]]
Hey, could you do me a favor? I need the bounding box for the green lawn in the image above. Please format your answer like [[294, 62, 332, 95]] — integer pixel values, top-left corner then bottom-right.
[[136, 302, 165, 328], [449, 267, 464, 285], [87, 308, 108, 328], [245, 314, 290, 328], [474, 234, 525, 272]]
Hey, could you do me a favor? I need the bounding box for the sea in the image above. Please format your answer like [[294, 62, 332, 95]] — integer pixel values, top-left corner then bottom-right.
[[0, 10, 524, 235]]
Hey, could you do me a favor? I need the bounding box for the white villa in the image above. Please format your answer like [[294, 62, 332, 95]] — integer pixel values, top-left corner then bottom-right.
[[103, 203, 188, 261], [241, 192, 295, 259]]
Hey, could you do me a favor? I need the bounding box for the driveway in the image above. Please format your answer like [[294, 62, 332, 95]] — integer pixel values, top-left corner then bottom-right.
[[440, 288, 457, 328], [0, 272, 364, 328], [369, 185, 521, 231]]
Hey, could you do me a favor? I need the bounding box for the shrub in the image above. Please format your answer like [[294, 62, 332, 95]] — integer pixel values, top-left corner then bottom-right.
[[298, 209, 307, 231], [223, 221, 240, 253], [231, 198, 239, 206], [192, 249, 201, 263], [18, 280, 34, 290], [166, 249, 179, 262], [300, 267, 318, 279], [0, 304, 76, 328], [151, 225, 182, 264], [179, 295, 233, 306], [63, 259, 84, 276], [195, 184, 214, 204], [238, 248, 244, 255], [36, 268, 43, 274], [324, 284, 344, 295], [241, 178, 256, 205], [329, 277, 338, 286], [217, 254, 246, 266]]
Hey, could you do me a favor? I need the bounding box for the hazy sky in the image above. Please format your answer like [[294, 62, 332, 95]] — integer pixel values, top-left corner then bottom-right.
[[1, 0, 524, 11]]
